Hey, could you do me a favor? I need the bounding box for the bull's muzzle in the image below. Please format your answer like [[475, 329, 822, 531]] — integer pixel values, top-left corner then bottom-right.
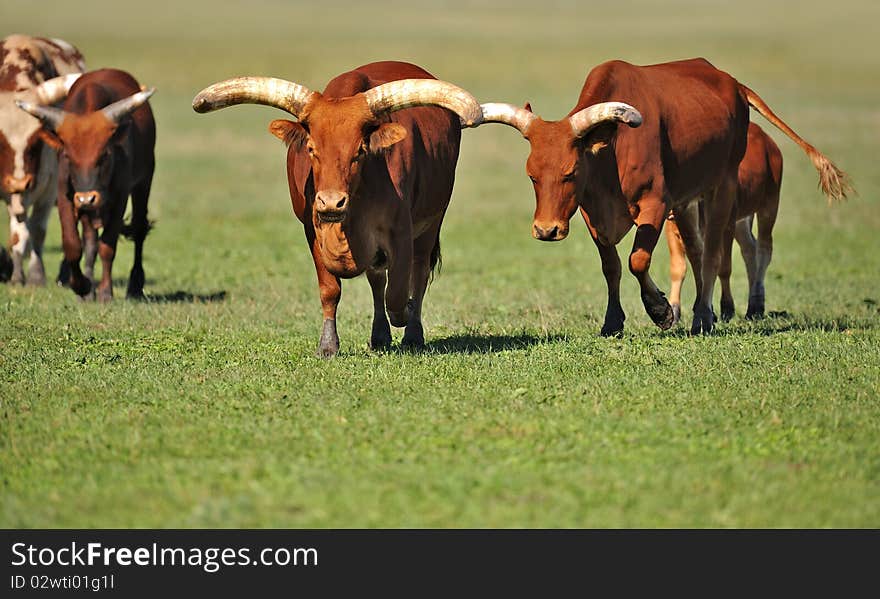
[[315, 190, 349, 223], [533, 222, 569, 242], [74, 190, 102, 210], [3, 174, 34, 194]]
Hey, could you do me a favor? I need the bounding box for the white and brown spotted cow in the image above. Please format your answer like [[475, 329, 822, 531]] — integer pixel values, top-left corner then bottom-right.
[[0, 35, 85, 284]]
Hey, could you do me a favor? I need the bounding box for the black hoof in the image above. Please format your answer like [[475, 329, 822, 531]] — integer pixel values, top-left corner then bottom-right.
[[600, 321, 624, 338], [0, 248, 14, 282], [690, 306, 715, 335], [369, 321, 392, 351], [746, 297, 765, 320], [71, 277, 92, 298], [720, 299, 735, 322], [401, 321, 425, 350], [644, 294, 675, 330]]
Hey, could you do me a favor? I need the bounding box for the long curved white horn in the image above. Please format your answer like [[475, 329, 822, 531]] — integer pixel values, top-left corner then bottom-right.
[[101, 87, 155, 124], [192, 77, 316, 119], [362, 79, 482, 127], [477, 103, 536, 136], [30, 73, 82, 105], [14, 100, 67, 130], [568, 102, 642, 138]]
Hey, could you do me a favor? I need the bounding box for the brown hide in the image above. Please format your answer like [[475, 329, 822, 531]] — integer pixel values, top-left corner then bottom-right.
[[269, 61, 462, 355], [52, 68, 156, 301]]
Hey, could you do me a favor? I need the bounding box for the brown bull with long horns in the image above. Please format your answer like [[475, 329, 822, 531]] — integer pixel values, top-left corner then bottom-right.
[[473, 58, 851, 335], [17, 68, 156, 301], [193, 61, 482, 357]]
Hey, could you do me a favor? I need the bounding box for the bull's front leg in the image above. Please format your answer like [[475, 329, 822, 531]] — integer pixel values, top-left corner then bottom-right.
[[385, 218, 413, 329], [56, 182, 90, 297], [95, 199, 127, 303], [628, 196, 675, 329], [307, 229, 342, 358], [581, 209, 626, 337], [401, 225, 442, 350], [366, 269, 392, 350], [80, 212, 99, 284]]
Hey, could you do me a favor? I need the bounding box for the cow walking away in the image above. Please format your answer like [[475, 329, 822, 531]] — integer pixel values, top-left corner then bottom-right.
[[17, 68, 156, 301], [666, 123, 783, 323], [0, 34, 85, 285], [193, 61, 481, 357], [472, 58, 851, 335]]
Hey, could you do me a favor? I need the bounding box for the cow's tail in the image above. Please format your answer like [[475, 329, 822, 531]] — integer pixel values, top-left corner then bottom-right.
[[121, 218, 154, 242], [739, 83, 854, 203]]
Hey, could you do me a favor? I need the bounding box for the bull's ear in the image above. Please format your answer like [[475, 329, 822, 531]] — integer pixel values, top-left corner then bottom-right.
[[37, 128, 63, 151], [268, 119, 308, 150], [368, 123, 407, 153], [524, 102, 532, 112], [579, 123, 617, 156]]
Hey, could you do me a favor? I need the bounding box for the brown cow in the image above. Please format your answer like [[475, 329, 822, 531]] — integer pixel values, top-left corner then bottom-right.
[[193, 62, 482, 357], [474, 58, 851, 335], [666, 123, 783, 323], [17, 68, 156, 301]]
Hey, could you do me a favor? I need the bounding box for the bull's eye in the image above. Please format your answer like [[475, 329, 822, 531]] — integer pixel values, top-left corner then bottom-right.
[[528, 175, 537, 184], [561, 171, 576, 183]]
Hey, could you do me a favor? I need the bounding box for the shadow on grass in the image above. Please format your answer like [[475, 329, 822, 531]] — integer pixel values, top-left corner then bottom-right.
[[423, 332, 564, 354], [141, 290, 227, 303], [664, 310, 874, 338]]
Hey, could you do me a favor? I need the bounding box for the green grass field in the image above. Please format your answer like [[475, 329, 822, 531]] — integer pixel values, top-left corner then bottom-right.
[[1, 0, 878, 527]]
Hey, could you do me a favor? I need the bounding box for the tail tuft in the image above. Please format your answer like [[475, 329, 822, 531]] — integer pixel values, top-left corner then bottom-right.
[[121, 219, 155, 241], [810, 150, 855, 204]]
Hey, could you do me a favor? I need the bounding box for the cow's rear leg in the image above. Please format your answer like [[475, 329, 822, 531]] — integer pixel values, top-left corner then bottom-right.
[[367, 269, 392, 350], [734, 215, 758, 318], [693, 177, 737, 334], [307, 231, 342, 358], [665, 216, 687, 325], [401, 228, 440, 350], [25, 194, 53, 286], [718, 218, 737, 322], [7, 205, 29, 285], [126, 175, 153, 299], [629, 197, 674, 330], [749, 199, 778, 319]]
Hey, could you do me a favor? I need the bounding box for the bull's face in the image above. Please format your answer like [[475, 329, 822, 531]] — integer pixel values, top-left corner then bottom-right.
[[269, 97, 407, 224], [524, 119, 585, 242], [44, 112, 120, 212], [0, 92, 50, 198]]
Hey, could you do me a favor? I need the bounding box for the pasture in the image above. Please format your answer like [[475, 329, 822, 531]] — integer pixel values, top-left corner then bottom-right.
[[1, 0, 878, 527]]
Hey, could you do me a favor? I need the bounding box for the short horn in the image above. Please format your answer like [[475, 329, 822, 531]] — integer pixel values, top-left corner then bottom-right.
[[101, 87, 155, 124], [362, 79, 482, 127], [569, 102, 642, 138], [477, 103, 536, 136], [14, 100, 66, 130], [192, 77, 316, 120], [30, 73, 82, 105]]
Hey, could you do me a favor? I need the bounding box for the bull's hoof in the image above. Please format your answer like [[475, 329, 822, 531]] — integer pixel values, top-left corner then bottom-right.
[[600, 320, 624, 338], [97, 287, 113, 303], [27, 263, 46, 287], [57, 260, 71, 287], [644, 293, 675, 330], [316, 319, 339, 358], [690, 306, 715, 335], [10, 268, 24, 286], [127, 267, 145, 299], [746, 296, 765, 320], [720, 299, 735, 322], [71, 277, 92, 298], [671, 303, 682, 326], [401, 321, 425, 351], [369, 318, 392, 351], [0, 248, 13, 282]]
